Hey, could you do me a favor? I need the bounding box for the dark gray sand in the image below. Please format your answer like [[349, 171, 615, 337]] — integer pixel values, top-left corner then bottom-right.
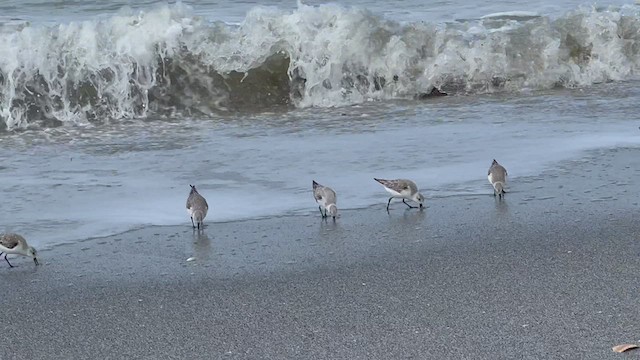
[[2, 147, 640, 359]]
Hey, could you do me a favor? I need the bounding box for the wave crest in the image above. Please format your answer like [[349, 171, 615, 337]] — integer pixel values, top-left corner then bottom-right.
[[1, 3, 639, 129]]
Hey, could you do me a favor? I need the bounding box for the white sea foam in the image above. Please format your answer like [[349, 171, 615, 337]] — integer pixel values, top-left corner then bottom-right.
[[0, 3, 638, 129], [481, 11, 541, 19]]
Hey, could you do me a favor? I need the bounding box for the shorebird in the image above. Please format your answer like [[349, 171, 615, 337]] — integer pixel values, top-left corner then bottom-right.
[[186, 185, 209, 229], [0, 233, 39, 267], [374, 178, 424, 211], [488, 159, 508, 198], [312, 180, 338, 220]]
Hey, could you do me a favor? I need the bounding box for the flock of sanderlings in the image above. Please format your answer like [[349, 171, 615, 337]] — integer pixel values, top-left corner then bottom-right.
[[312, 159, 507, 220], [1, 159, 507, 268]]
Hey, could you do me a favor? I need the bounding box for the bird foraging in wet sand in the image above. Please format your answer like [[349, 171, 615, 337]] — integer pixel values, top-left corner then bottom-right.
[[312, 180, 338, 220], [374, 178, 424, 211], [0, 233, 39, 267], [488, 159, 508, 198], [186, 185, 209, 229]]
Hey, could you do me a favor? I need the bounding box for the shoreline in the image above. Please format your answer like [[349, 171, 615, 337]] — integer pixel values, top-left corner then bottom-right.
[[2, 147, 640, 359], [35, 143, 640, 251]]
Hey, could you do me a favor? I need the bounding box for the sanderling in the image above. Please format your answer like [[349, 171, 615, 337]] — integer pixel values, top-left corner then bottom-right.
[[374, 178, 424, 211], [312, 180, 338, 220], [488, 159, 508, 198], [0, 233, 39, 267], [186, 185, 209, 229]]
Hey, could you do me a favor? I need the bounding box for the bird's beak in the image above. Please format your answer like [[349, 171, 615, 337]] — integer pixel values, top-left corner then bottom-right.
[[34, 257, 39, 266]]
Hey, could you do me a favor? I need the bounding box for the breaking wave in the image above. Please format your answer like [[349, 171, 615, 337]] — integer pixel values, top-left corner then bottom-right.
[[1, 2, 640, 129]]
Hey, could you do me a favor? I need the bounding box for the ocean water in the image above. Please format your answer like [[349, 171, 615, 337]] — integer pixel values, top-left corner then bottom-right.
[[0, 0, 639, 247]]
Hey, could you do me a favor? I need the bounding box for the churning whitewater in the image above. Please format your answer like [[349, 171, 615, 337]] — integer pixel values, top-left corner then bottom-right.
[[0, 2, 639, 129]]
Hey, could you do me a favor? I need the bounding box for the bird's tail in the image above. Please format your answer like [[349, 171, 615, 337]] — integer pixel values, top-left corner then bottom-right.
[[493, 182, 505, 196], [373, 178, 390, 187], [192, 209, 206, 224]]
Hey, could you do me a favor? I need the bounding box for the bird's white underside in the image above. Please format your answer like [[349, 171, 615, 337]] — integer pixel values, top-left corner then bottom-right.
[[384, 186, 406, 198]]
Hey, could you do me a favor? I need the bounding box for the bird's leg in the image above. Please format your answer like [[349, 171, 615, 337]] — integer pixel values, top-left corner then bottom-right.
[[191, 217, 195, 228], [4, 254, 13, 268], [403, 199, 417, 209], [318, 206, 325, 218], [386, 197, 393, 211]]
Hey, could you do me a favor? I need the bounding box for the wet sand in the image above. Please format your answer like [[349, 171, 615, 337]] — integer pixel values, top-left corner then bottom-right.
[[2, 147, 640, 359]]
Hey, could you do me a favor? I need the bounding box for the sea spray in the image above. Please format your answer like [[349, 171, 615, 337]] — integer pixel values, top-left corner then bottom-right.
[[0, 3, 639, 130]]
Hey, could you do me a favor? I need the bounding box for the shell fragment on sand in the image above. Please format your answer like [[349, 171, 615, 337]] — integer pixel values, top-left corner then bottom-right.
[[612, 344, 639, 353]]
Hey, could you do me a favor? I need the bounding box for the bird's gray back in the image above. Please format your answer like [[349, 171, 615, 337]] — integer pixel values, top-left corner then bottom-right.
[[314, 185, 337, 204], [377, 178, 417, 194], [0, 233, 23, 249], [187, 192, 209, 211], [489, 164, 507, 182]]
